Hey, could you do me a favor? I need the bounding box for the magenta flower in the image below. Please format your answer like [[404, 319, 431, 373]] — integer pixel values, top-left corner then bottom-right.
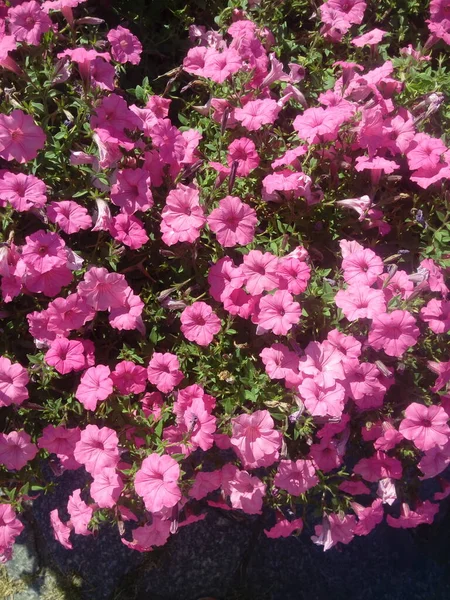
[[353, 451, 403, 482], [8, 1, 52, 46], [352, 28, 387, 47], [124, 517, 171, 552], [147, 352, 184, 394], [352, 499, 384, 536], [277, 257, 311, 295], [202, 47, 242, 83], [189, 470, 222, 500], [38, 425, 81, 467], [0, 356, 29, 407], [180, 302, 221, 346], [260, 343, 300, 381], [311, 512, 356, 551], [46, 293, 94, 336], [74, 425, 119, 475], [207, 196, 257, 247], [230, 410, 282, 468], [387, 501, 439, 529], [242, 250, 279, 295], [109, 214, 149, 250], [420, 299, 450, 333], [134, 453, 181, 513], [309, 438, 342, 472], [274, 459, 319, 495], [399, 403, 450, 451], [0, 110, 46, 163], [50, 509, 72, 550], [0, 431, 38, 471], [264, 518, 303, 539], [0, 172, 47, 212], [227, 137, 260, 176], [77, 267, 129, 311], [299, 374, 346, 418], [109, 287, 145, 333], [47, 201, 92, 234], [161, 183, 205, 246], [293, 107, 341, 144], [368, 310, 420, 357], [256, 290, 301, 336], [107, 26, 142, 65], [183, 397, 216, 451], [208, 257, 245, 302], [110, 168, 153, 214], [222, 464, 266, 514], [90, 468, 124, 508], [45, 338, 86, 375], [234, 99, 280, 131], [75, 365, 113, 411]]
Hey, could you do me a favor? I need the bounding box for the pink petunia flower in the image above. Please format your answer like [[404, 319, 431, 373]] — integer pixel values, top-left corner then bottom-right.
[[234, 99, 280, 131], [202, 47, 242, 83], [0, 431, 38, 470], [147, 352, 184, 394], [309, 438, 343, 472], [46, 293, 94, 336], [277, 257, 311, 295], [50, 509, 72, 550], [8, 1, 52, 46], [45, 338, 86, 375], [230, 410, 282, 468], [189, 470, 222, 500], [227, 137, 260, 176], [387, 501, 439, 529], [109, 213, 149, 250], [260, 343, 300, 381], [107, 26, 142, 65], [420, 299, 450, 334], [208, 257, 246, 302], [342, 248, 384, 286], [368, 310, 420, 357], [110, 168, 153, 214], [75, 365, 113, 411], [0, 110, 46, 163], [352, 499, 384, 536], [180, 302, 221, 346], [123, 517, 171, 552], [293, 107, 341, 144], [311, 512, 356, 551], [0, 172, 47, 212], [134, 453, 181, 513], [67, 489, 93, 536], [222, 465, 266, 514], [399, 402, 450, 451], [0, 504, 24, 559], [242, 250, 279, 295], [299, 373, 346, 418], [264, 518, 303, 538], [77, 267, 129, 311], [0, 356, 29, 407], [352, 28, 387, 47], [111, 361, 147, 395], [335, 285, 386, 321], [74, 425, 119, 475], [183, 397, 216, 451], [256, 290, 301, 335], [274, 459, 319, 495], [47, 201, 92, 234], [207, 196, 257, 247], [353, 451, 403, 482], [38, 425, 81, 469], [160, 183, 205, 246], [90, 468, 124, 508], [108, 287, 145, 333]]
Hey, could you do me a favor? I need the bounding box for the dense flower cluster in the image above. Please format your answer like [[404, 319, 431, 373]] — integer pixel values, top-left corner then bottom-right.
[[0, 0, 449, 560]]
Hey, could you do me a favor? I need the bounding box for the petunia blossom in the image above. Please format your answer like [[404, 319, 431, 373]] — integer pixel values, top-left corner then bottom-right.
[[147, 352, 184, 394], [230, 410, 282, 468], [274, 459, 319, 495], [368, 310, 420, 357], [180, 302, 221, 346], [134, 453, 181, 513], [75, 365, 113, 411], [0, 110, 46, 163], [207, 196, 257, 247], [399, 402, 450, 451], [0, 356, 29, 407]]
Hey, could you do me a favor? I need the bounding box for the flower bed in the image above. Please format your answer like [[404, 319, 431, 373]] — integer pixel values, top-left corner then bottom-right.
[[0, 0, 450, 560]]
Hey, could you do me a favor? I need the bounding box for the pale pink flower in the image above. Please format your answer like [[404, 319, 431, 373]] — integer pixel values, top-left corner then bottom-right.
[[50, 509, 72, 550], [230, 410, 282, 468], [38, 425, 81, 468], [108, 287, 144, 333], [242, 250, 279, 295], [45, 338, 86, 375], [161, 183, 205, 246], [111, 361, 147, 395], [0, 110, 46, 163], [183, 46, 208, 76], [277, 257, 311, 295], [92, 198, 112, 232], [109, 213, 149, 250], [47, 201, 92, 234], [264, 518, 303, 538], [327, 329, 362, 361], [353, 451, 402, 482], [74, 425, 119, 475], [418, 442, 450, 479], [75, 365, 113, 411], [234, 99, 280, 131], [352, 499, 384, 536], [124, 517, 171, 551], [173, 384, 216, 422], [377, 477, 397, 505], [260, 343, 300, 381], [312, 512, 356, 551], [90, 468, 124, 508], [147, 352, 183, 394], [256, 290, 301, 336], [0, 431, 37, 470], [293, 107, 340, 144], [399, 402, 450, 451], [298, 340, 345, 382], [8, 1, 52, 45], [309, 438, 342, 472], [343, 361, 390, 410], [335, 284, 386, 321], [222, 465, 266, 514], [352, 28, 387, 47], [21, 230, 67, 273], [274, 459, 319, 495], [180, 302, 221, 346], [0, 172, 47, 212], [406, 133, 447, 172], [420, 299, 450, 333], [46, 293, 94, 336], [342, 248, 384, 286], [67, 489, 93, 536], [420, 258, 449, 297], [378, 270, 414, 302], [107, 26, 142, 65], [368, 310, 420, 357], [77, 267, 128, 311], [207, 196, 257, 247], [183, 397, 216, 451], [0, 356, 28, 407], [299, 373, 346, 418], [134, 453, 181, 513]]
